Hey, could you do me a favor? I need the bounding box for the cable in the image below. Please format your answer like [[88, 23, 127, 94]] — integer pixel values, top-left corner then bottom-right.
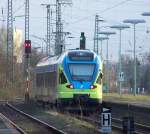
[[13, 2, 25, 15], [70, 0, 133, 24], [100, 0, 133, 14]]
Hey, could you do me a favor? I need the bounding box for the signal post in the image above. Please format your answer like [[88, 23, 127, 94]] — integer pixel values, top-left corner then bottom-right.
[[24, 40, 31, 102], [100, 103, 112, 134]]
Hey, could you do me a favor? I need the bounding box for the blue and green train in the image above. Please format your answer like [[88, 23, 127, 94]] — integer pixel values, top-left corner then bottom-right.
[[34, 49, 103, 107]]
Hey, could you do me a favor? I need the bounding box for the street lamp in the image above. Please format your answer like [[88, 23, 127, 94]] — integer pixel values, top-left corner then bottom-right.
[[142, 12, 150, 33], [142, 12, 150, 16], [123, 19, 145, 96], [110, 24, 130, 95], [98, 31, 116, 92]]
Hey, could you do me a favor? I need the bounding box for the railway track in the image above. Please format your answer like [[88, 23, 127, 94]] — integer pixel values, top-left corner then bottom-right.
[[112, 117, 150, 134], [41, 101, 150, 134], [104, 101, 150, 127], [0, 103, 66, 134], [0, 113, 24, 134], [74, 114, 150, 134], [3, 101, 149, 134]]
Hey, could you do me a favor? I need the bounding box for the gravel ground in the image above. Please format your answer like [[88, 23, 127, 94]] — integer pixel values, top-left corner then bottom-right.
[[13, 101, 99, 134]]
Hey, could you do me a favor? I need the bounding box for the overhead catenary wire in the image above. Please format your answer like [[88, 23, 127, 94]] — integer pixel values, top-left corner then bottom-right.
[[69, 0, 134, 24], [13, 2, 25, 15]]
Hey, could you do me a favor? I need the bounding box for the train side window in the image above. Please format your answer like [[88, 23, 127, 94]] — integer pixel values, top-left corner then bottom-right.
[[36, 73, 44, 87], [45, 73, 50, 87], [96, 73, 103, 84], [36, 74, 40, 87], [60, 72, 67, 84]]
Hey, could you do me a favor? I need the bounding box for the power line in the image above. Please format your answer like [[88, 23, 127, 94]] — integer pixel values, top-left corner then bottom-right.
[[70, 0, 133, 24], [100, 0, 133, 14], [13, 2, 25, 15]]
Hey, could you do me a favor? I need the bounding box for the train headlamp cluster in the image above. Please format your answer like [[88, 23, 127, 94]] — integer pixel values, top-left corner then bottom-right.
[[66, 84, 97, 89], [66, 84, 74, 89], [90, 85, 97, 89]]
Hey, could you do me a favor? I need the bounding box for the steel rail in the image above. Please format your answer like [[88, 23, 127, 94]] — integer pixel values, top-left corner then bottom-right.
[[0, 113, 27, 134], [6, 103, 66, 134], [112, 117, 150, 134], [70, 112, 150, 134]]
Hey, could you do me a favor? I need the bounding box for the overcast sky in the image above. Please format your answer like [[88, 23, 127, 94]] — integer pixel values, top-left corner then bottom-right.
[[0, 0, 150, 61]]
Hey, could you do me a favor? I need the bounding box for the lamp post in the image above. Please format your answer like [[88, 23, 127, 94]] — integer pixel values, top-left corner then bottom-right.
[[98, 31, 116, 92], [123, 19, 145, 96], [110, 25, 130, 95]]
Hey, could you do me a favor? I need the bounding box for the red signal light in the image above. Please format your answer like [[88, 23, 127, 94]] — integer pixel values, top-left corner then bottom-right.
[[25, 43, 31, 48], [24, 40, 31, 54]]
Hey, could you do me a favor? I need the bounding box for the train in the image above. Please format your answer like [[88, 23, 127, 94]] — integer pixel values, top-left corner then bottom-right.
[[34, 49, 103, 108]]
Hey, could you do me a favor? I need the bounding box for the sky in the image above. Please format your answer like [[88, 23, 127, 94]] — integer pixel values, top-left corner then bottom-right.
[[0, 0, 150, 61]]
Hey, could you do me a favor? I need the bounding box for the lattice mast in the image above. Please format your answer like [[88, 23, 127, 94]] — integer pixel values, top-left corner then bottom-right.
[[94, 15, 99, 54], [55, 0, 62, 55], [24, 0, 30, 79], [41, 4, 55, 55], [55, 0, 72, 55], [7, 0, 14, 82], [47, 5, 51, 55], [25, 0, 29, 40]]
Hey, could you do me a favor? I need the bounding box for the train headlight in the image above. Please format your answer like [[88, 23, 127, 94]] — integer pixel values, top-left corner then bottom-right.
[[66, 84, 74, 89], [70, 84, 74, 89], [90, 85, 97, 89], [90, 85, 94, 89]]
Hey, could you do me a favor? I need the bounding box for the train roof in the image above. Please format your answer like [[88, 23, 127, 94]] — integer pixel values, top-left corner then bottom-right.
[[36, 49, 100, 67]]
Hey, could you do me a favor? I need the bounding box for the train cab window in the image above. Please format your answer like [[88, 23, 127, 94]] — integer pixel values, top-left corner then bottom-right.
[[59, 72, 67, 84]]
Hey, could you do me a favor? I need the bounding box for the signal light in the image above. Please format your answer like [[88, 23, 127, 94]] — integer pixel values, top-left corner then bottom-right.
[[24, 40, 31, 54]]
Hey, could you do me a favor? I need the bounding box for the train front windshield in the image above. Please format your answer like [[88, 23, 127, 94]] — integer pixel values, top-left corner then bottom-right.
[[69, 64, 95, 81]]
